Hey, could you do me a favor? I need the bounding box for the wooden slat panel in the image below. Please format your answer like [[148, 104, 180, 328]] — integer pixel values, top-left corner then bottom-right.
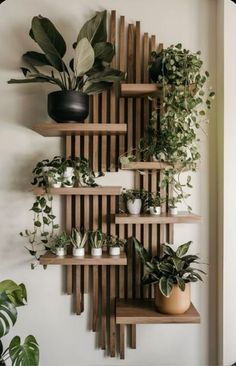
[[119, 16, 126, 158], [109, 10, 117, 172], [127, 24, 134, 151], [101, 92, 108, 171], [65, 136, 73, 295], [135, 21, 141, 147], [110, 265, 116, 357], [101, 265, 107, 349], [93, 95, 99, 172]]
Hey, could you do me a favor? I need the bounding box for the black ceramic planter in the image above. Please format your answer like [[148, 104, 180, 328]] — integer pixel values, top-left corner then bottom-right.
[[48, 91, 89, 123]]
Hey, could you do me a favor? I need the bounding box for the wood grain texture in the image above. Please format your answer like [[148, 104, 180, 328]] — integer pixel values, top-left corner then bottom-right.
[[75, 265, 81, 315], [40, 252, 127, 266], [115, 212, 201, 224], [33, 123, 127, 137], [33, 187, 122, 196], [120, 83, 196, 97], [116, 300, 200, 324]]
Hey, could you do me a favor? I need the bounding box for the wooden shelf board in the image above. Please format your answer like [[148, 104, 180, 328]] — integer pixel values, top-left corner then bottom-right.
[[33, 186, 122, 196], [116, 299, 200, 324], [120, 83, 196, 98], [33, 123, 127, 137], [115, 212, 201, 224], [121, 161, 189, 171], [40, 251, 127, 266]]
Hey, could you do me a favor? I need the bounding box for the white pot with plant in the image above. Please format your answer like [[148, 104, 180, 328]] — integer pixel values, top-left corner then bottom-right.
[[144, 192, 163, 215], [90, 230, 104, 256], [107, 234, 126, 256], [63, 166, 75, 187], [71, 227, 88, 257], [52, 232, 70, 257], [122, 189, 145, 215], [168, 197, 181, 215], [134, 238, 205, 315]]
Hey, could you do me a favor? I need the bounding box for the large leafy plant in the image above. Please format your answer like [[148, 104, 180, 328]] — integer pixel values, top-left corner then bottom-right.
[[134, 238, 205, 297], [8, 11, 125, 93], [0, 280, 39, 366]]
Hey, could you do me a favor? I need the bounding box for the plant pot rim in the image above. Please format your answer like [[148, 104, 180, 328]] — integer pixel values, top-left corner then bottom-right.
[[48, 90, 88, 97]]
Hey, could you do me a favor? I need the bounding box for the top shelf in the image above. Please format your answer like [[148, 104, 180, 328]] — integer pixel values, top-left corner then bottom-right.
[[121, 161, 189, 171], [33, 123, 127, 137], [120, 83, 196, 98]]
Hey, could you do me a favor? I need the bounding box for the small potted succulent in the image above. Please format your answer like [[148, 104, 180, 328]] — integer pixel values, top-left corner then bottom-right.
[[168, 196, 181, 215], [144, 192, 164, 215], [134, 238, 205, 315], [122, 189, 146, 215], [51, 232, 70, 257], [8, 12, 125, 122], [90, 229, 105, 256], [106, 235, 126, 256], [71, 227, 88, 257]]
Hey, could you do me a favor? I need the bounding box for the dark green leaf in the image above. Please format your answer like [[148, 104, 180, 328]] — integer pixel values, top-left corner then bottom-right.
[[77, 10, 107, 46], [176, 241, 192, 257], [176, 277, 185, 291], [159, 276, 173, 297], [23, 51, 51, 67], [0, 293, 17, 338], [133, 238, 152, 263], [94, 42, 114, 62], [9, 335, 39, 366]]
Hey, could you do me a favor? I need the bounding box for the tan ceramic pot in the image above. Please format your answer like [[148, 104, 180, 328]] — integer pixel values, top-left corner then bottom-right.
[[155, 283, 191, 315]]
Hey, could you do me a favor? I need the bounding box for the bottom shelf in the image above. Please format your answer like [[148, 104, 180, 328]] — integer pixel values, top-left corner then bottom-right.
[[116, 299, 200, 324]]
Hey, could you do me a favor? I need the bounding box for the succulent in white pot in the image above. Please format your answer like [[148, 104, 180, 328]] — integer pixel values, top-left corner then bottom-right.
[[107, 234, 126, 256], [71, 227, 88, 257], [122, 189, 146, 215], [144, 192, 164, 215], [168, 197, 181, 215], [90, 229, 105, 256], [51, 232, 70, 257]]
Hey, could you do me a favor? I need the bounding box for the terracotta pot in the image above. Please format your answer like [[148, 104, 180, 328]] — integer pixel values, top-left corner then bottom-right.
[[155, 283, 191, 315]]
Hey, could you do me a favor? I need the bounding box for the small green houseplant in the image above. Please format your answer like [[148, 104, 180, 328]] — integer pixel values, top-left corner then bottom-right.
[[89, 229, 106, 256], [51, 232, 70, 257], [134, 238, 205, 314], [122, 189, 147, 215], [144, 192, 164, 215], [106, 235, 126, 256], [8, 11, 126, 122], [0, 280, 39, 366], [71, 227, 88, 257]]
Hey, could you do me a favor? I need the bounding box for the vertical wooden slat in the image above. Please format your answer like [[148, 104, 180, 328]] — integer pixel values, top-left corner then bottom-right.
[[93, 95, 99, 172], [75, 265, 81, 315], [92, 265, 98, 331], [135, 21, 141, 147], [83, 195, 90, 293], [119, 16, 125, 157], [109, 10, 117, 171], [101, 92, 108, 171], [110, 196, 116, 356], [142, 170, 149, 298], [65, 136, 72, 295], [119, 324, 125, 359], [127, 24, 134, 151], [101, 265, 107, 349]]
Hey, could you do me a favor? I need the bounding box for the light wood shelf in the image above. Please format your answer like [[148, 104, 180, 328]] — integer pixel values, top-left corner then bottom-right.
[[115, 212, 201, 224], [40, 251, 127, 266], [116, 299, 200, 324], [33, 186, 122, 196], [121, 161, 189, 171], [33, 123, 127, 137], [120, 83, 196, 98]]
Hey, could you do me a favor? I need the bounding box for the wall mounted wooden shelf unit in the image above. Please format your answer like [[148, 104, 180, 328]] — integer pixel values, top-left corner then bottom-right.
[[33, 186, 122, 196], [116, 299, 200, 325], [40, 252, 127, 266], [33, 123, 127, 137], [115, 212, 201, 224]]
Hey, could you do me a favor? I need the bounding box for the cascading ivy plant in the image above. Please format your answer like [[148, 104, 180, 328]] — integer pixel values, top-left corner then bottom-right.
[[8, 11, 125, 94], [121, 43, 215, 211]]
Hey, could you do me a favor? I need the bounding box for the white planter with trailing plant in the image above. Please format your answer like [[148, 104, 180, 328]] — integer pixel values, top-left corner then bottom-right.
[[169, 207, 178, 215], [49, 172, 62, 188], [71, 227, 88, 257], [107, 235, 126, 256], [168, 197, 180, 216], [144, 192, 163, 216], [134, 238, 205, 315], [149, 206, 161, 215], [63, 167, 74, 187], [122, 189, 145, 215], [52, 232, 70, 257], [90, 230, 105, 257]]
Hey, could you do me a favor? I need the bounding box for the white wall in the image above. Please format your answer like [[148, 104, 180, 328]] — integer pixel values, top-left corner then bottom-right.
[[0, 1, 217, 365]]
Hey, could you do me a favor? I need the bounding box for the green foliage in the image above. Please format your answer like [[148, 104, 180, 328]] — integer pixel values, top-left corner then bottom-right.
[[0, 281, 39, 366], [106, 234, 126, 248], [143, 192, 164, 211], [122, 189, 147, 203], [134, 238, 205, 297], [51, 232, 70, 249], [8, 12, 126, 93], [89, 230, 106, 248], [71, 227, 88, 248]]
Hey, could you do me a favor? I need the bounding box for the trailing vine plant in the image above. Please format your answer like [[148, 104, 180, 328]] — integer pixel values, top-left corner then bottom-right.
[[121, 44, 215, 211]]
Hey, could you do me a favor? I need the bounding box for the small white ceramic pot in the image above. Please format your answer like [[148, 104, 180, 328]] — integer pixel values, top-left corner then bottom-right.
[[149, 206, 161, 215], [91, 248, 102, 256], [51, 181, 62, 188], [50, 173, 62, 188], [127, 199, 142, 215], [109, 247, 121, 256], [55, 248, 66, 257], [73, 247, 85, 257], [63, 167, 74, 187], [169, 207, 178, 215]]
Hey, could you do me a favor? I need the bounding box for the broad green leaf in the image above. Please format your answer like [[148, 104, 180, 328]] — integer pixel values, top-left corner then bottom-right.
[[31, 16, 66, 71], [87, 67, 125, 83], [133, 238, 152, 263], [23, 51, 51, 67], [83, 80, 113, 95], [172, 257, 184, 272], [161, 244, 175, 256], [0, 281, 27, 307], [0, 293, 17, 338], [159, 276, 173, 297], [8, 77, 51, 84], [74, 38, 95, 77], [77, 10, 107, 46], [176, 277, 186, 291], [94, 42, 114, 62], [9, 335, 39, 366], [176, 241, 192, 257]]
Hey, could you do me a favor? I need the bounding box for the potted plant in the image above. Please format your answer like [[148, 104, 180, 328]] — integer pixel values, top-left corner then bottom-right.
[[106, 235, 126, 256], [0, 280, 39, 365], [90, 229, 105, 256], [134, 238, 205, 315], [71, 227, 88, 257], [122, 189, 146, 215], [51, 232, 70, 257], [168, 196, 182, 215], [144, 192, 164, 215], [8, 12, 125, 123]]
